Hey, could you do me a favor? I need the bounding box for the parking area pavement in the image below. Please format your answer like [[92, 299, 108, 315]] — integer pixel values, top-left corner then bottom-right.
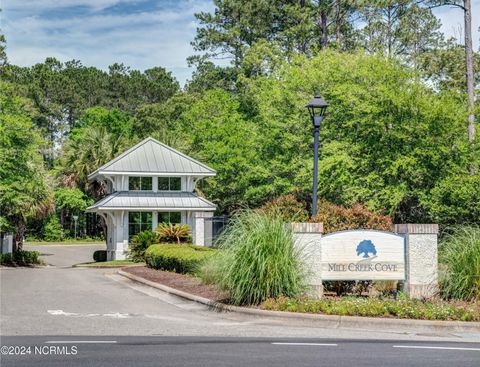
[[24, 244, 105, 267]]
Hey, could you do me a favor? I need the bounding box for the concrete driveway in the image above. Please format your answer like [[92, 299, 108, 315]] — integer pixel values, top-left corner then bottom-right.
[[24, 244, 104, 267], [1, 244, 479, 366]]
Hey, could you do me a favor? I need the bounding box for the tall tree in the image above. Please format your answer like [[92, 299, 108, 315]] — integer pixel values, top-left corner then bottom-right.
[[0, 82, 52, 250], [191, 0, 357, 66], [60, 126, 128, 196], [0, 9, 6, 68], [427, 0, 476, 143], [358, 1, 443, 65], [419, 38, 480, 92]]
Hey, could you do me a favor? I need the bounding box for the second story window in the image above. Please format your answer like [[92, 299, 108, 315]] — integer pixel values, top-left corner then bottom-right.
[[158, 177, 181, 191], [129, 176, 152, 191]]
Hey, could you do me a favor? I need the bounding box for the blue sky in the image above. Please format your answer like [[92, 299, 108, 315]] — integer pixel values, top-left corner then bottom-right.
[[1, 0, 479, 86]]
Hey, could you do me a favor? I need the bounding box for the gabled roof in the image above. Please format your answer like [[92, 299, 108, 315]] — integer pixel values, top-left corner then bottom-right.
[[86, 191, 216, 212], [88, 137, 216, 180]]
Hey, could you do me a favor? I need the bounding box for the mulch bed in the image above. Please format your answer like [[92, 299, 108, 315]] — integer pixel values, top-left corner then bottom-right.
[[123, 266, 227, 302]]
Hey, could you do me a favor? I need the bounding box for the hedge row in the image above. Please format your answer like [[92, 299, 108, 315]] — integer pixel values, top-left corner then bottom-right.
[[145, 244, 216, 274], [0, 250, 41, 266]]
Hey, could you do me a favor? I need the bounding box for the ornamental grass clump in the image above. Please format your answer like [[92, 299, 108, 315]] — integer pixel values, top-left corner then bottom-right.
[[439, 226, 480, 301], [201, 211, 306, 305]]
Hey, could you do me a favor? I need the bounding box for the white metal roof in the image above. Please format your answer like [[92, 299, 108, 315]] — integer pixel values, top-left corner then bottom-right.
[[88, 137, 216, 180], [86, 191, 216, 212]]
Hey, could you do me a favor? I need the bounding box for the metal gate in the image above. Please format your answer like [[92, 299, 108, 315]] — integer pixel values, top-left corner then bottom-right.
[[204, 215, 228, 247]]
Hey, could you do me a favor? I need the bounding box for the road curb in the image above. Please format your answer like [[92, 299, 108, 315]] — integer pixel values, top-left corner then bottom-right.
[[74, 263, 144, 269], [117, 269, 480, 333]]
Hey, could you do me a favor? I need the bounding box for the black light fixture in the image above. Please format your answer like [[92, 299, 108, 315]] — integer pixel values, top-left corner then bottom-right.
[[306, 95, 329, 216]]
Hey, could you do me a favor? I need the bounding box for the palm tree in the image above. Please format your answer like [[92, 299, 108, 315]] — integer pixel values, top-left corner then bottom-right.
[[60, 126, 129, 198]]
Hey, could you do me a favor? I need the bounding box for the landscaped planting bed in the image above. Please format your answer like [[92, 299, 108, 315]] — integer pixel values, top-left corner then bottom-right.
[[261, 296, 480, 321], [0, 250, 43, 267], [124, 266, 226, 301]]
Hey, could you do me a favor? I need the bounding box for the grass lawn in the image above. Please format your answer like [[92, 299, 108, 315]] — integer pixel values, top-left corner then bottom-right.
[[75, 260, 143, 268], [25, 239, 104, 246]]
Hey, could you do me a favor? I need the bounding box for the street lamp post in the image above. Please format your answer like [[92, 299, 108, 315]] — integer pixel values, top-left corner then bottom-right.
[[306, 95, 329, 217]]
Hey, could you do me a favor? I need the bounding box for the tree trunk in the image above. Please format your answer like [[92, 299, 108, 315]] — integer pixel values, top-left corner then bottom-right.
[[60, 207, 64, 228], [321, 10, 327, 49], [335, 0, 341, 44], [299, 0, 307, 53], [13, 220, 25, 252], [464, 0, 475, 143]]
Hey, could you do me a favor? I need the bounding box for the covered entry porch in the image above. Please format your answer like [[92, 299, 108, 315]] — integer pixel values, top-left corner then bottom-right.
[[86, 192, 216, 260]]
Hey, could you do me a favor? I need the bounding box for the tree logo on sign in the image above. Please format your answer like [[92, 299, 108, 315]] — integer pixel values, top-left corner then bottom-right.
[[356, 240, 377, 258]]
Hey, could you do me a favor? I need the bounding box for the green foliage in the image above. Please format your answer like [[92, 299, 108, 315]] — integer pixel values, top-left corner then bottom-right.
[[424, 174, 480, 224], [133, 93, 193, 149], [71, 106, 133, 139], [192, 0, 356, 66], [247, 50, 473, 222], [311, 199, 393, 233], [200, 211, 306, 305], [259, 194, 310, 222], [1, 58, 180, 147], [145, 243, 216, 274], [155, 224, 191, 244], [262, 295, 479, 321], [0, 81, 52, 249], [43, 215, 63, 241], [0, 250, 42, 266], [93, 250, 107, 262], [183, 89, 260, 212], [439, 226, 480, 301], [54, 187, 91, 212], [358, 2, 443, 65], [129, 230, 159, 261], [60, 125, 129, 192]]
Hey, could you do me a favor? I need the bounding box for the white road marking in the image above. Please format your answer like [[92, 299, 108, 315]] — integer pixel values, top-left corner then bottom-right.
[[393, 345, 480, 351], [272, 343, 337, 346], [47, 309, 130, 318], [45, 341, 117, 344]]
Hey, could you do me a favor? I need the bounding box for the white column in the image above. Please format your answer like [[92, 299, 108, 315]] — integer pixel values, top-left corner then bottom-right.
[[152, 211, 158, 231], [395, 224, 439, 299], [113, 211, 127, 260], [193, 212, 214, 246], [152, 177, 158, 192], [291, 222, 323, 298]]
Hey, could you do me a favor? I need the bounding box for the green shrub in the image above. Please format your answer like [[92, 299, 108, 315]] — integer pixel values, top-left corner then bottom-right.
[[129, 230, 159, 261], [200, 211, 306, 305], [43, 215, 63, 241], [310, 199, 393, 233], [259, 194, 309, 222], [93, 250, 107, 262], [0, 250, 41, 266], [145, 244, 216, 274], [439, 226, 480, 301], [155, 223, 191, 244]]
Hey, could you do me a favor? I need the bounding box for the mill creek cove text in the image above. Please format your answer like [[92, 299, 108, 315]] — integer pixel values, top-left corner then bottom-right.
[[328, 263, 399, 272]]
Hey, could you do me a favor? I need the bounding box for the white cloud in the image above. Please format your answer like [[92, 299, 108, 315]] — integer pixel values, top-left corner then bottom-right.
[[4, 0, 136, 12], [1, 0, 478, 88], [1, 0, 212, 85]]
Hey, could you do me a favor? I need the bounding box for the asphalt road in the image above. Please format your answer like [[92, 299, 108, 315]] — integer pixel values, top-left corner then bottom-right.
[[1, 336, 479, 367], [1, 245, 479, 366]]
